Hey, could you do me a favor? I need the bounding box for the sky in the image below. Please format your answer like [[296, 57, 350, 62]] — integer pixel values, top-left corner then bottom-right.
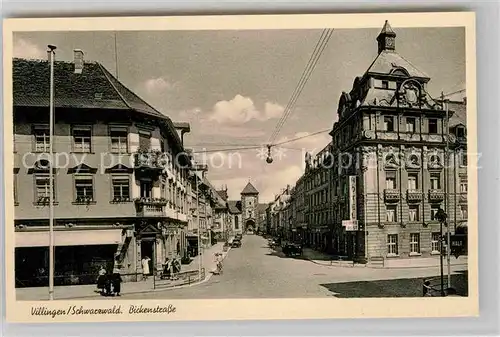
[[13, 25, 466, 203]]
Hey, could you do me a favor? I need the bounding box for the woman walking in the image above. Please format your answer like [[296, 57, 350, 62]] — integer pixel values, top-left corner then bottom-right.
[[141, 256, 151, 281]]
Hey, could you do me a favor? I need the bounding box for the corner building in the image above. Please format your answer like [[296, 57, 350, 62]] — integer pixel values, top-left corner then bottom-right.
[[329, 21, 468, 262], [13, 53, 194, 285]]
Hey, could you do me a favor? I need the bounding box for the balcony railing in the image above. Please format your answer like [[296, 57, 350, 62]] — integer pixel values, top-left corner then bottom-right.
[[384, 189, 400, 202], [428, 189, 445, 202], [136, 204, 165, 217], [406, 190, 422, 202]]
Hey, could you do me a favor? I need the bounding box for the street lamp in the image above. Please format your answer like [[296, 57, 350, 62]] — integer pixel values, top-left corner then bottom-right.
[[47, 44, 57, 301], [435, 207, 448, 297]]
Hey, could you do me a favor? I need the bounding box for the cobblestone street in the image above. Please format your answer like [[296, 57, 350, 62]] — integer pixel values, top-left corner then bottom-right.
[[119, 235, 468, 299]]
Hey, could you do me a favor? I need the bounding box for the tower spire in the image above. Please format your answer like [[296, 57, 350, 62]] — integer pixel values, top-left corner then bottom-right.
[[377, 20, 396, 54]]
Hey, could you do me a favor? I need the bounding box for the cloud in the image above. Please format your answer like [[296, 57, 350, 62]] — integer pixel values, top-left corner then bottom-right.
[[276, 131, 331, 155], [142, 77, 177, 96], [13, 39, 45, 59], [209, 94, 284, 125]]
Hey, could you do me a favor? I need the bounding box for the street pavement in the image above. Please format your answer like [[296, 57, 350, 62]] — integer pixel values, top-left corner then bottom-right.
[[17, 235, 468, 300], [121, 235, 468, 299]]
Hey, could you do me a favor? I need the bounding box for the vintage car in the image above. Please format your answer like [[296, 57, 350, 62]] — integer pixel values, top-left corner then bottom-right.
[[231, 239, 242, 248], [282, 243, 303, 257]]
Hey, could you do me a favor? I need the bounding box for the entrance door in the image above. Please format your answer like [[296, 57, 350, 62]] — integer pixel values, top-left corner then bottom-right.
[[141, 239, 155, 274]]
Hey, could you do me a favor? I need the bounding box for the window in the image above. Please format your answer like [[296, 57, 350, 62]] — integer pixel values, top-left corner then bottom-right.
[[35, 173, 56, 201], [410, 233, 421, 254], [33, 125, 50, 152], [140, 180, 153, 198], [387, 234, 398, 255], [460, 179, 468, 193], [431, 232, 441, 253], [386, 205, 397, 222], [139, 131, 151, 151], [430, 174, 441, 189], [406, 117, 416, 133], [408, 174, 418, 190], [110, 127, 128, 153], [428, 119, 438, 134], [381, 80, 389, 89], [384, 116, 394, 132], [74, 175, 94, 202], [461, 205, 468, 220], [385, 171, 396, 189], [409, 205, 419, 222], [72, 126, 92, 153], [431, 206, 440, 221], [456, 126, 465, 139], [112, 176, 130, 200], [235, 216, 239, 229], [460, 150, 468, 167]]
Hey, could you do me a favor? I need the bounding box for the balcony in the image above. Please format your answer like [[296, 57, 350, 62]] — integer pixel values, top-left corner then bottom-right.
[[428, 189, 445, 202], [384, 189, 400, 202], [134, 150, 170, 174], [406, 190, 422, 202], [135, 198, 167, 217]]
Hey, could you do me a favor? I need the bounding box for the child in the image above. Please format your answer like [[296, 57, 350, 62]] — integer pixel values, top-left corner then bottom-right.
[[112, 272, 123, 296]]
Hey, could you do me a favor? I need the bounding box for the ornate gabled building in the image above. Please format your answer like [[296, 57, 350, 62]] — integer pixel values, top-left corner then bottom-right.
[[329, 21, 468, 262]]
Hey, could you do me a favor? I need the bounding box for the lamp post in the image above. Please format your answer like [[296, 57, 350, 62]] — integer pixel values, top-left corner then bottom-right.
[[436, 208, 447, 297], [442, 92, 452, 289], [47, 45, 57, 301]]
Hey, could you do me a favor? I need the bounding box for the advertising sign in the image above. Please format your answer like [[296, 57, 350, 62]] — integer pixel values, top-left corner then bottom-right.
[[349, 176, 357, 220], [342, 220, 359, 231]]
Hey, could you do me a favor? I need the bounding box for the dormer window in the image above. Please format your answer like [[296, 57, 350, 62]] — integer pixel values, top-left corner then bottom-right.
[[381, 80, 389, 89], [456, 126, 465, 139]]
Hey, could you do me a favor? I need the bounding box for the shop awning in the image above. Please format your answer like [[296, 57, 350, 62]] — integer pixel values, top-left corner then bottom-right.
[[15, 229, 123, 248]]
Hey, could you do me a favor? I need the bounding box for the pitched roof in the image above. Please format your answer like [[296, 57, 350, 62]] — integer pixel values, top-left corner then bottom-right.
[[256, 203, 268, 214], [13, 58, 164, 118], [379, 20, 396, 35], [447, 100, 467, 128], [241, 182, 259, 195], [227, 200, 242, 214], [365, 50, 429, 79], [216, 189, 229, 201]]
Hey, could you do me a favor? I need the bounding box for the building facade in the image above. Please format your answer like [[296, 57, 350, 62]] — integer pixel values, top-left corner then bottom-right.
[[13, 53, 196, 285], [303, 144, 333, 251], [240, 182, 259, 232], [328, 21, 468, 262]]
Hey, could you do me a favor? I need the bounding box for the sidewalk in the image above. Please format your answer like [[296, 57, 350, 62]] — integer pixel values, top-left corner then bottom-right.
[[16, 242, 231, 301], [302, 248, 468, 269]]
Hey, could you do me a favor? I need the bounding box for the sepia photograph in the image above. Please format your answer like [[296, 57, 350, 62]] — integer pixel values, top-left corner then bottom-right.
[[3, 12, 478, 322]]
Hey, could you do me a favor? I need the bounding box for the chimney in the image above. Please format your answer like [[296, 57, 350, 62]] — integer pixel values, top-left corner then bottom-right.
[[74, 49, 84, 74]]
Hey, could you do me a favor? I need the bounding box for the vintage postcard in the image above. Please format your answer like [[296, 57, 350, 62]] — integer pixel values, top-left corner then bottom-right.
[[3, 12, 478, 323]]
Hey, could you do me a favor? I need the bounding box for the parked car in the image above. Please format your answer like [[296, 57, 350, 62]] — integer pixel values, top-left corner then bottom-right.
[[282, 243, 303, 257], [231, 239, 242, 248]]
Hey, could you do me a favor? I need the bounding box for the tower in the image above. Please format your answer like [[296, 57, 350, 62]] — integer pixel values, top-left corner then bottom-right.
[[240, 181, 259, 232], [377, 20, 396, 54]]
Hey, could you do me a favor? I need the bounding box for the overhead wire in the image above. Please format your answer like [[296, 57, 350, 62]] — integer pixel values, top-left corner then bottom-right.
[[268, 28, 334, 145]]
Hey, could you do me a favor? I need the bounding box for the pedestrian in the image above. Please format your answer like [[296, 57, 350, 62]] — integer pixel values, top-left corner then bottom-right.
[[96, 265, 106, 294], [104, 271, 112, 296], [141, 256, 150, 281], [111, 270, 123, 296]]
